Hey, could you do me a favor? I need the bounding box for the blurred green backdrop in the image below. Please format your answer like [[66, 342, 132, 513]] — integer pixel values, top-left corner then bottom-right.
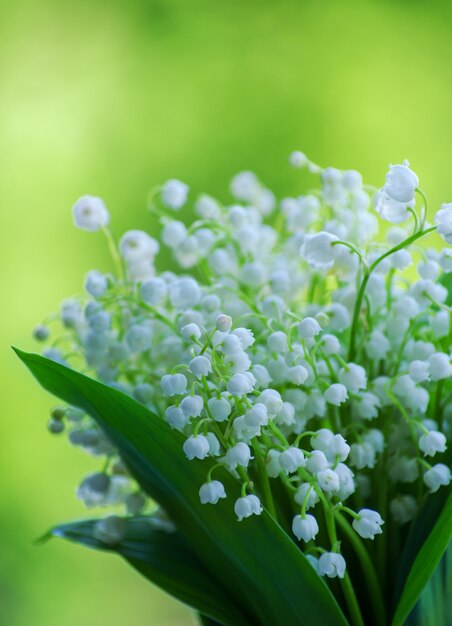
[[1, 0, 452, 624]]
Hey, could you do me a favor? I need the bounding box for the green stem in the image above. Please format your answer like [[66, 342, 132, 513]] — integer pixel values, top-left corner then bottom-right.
[[323, 508, 365, 626], [348, 226, 436, 361], [341, 573, 366, 626], [252, 439, 278, 520], [102, 227, 125, 281], [335, 513, 387, 625]]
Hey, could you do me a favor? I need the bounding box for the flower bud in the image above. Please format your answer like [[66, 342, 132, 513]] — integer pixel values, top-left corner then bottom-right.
[[207, 397, 232, 422]]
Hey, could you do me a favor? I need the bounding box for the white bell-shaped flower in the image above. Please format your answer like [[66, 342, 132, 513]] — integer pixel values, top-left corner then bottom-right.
[[227, 373, 255, 397], [324, 383, 348, 407], [180, 395, 204, 418], [427, 353, 452, 381], [435, 204, 452, 244], [199, 480, 226, 504], [183, 435, 210, 460], [244, 403, 268, 428], [338, 363, 367, 393], [225, 442, 252, 469], [165, 405, 189, 430], [325, 434, 350, 462], [318, 552, 346, 578], [423, 464, 450, 492], [234, 494, 263, 521], [311, 429, 334, 452], [298, 317, 321, 339], [390, 495, 418, 525], [352, 508, 384, 539], [294, 483, 320, 509], [181, 323, 202, 342], [384, 161, 419, 203], [279, 447, 306, 474], [189, 355, 213, 379], [301, 231, 340, 269], [317, 468, 340, 493], [408, 360, 430, 383], [72, 195, 110, 231], [161, 374, 188, 397], [419, 431, 447, 457], [120, 230, 159, 263], [257, 389, 283, 416], [161, 179, 189, 210], [292, 514, 319, 542], [207, 397, 232, 422]]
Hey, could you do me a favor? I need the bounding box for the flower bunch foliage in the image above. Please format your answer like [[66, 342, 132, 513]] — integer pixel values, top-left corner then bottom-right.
[[34, 153, 451, 588]]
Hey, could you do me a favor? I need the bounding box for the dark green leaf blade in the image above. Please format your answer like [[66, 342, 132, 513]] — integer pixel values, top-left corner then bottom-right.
[[198, 615, 224, 626], [392, 493, 452, 626], [51, 516, 247, 626], [15, 349, 349, 626], [394, 485, 450, 603]]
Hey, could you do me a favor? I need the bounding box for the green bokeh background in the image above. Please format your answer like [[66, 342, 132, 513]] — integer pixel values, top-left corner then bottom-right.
[[1, 1, 452, 624]]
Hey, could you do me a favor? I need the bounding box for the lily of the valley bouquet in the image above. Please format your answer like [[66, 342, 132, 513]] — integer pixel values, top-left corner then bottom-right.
[[17, 153, 451, 626]]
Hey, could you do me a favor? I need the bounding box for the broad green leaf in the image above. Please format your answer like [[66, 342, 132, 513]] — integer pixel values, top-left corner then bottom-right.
[[16, 349, 349, 626], [405, 547, 452, 626], [49, 516, 247, 626], [198, 615, 223, 626], [392, 492, 452, 626], [394, 485, 450, 603]]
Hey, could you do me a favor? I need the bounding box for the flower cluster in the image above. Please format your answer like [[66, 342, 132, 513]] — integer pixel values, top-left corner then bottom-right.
[[34, 153, 451, 576]]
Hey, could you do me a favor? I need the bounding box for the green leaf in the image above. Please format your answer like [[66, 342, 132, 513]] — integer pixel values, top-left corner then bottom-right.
[[198, 615, 224, 626], [394, 485, 450, 603], [392, 492, 452, 626], [406, 547, 452, 626], [50, 516, 246, 626], [15, 349, 349, 626]]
